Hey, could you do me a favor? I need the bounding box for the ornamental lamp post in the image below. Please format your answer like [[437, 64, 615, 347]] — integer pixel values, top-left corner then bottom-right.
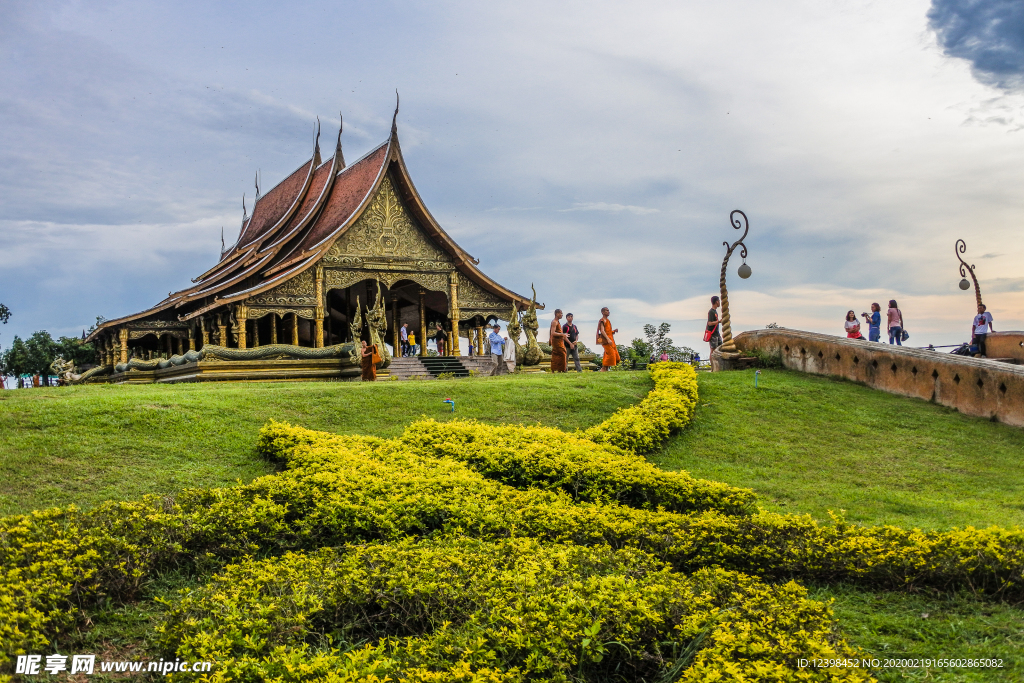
[[717, 209, 751, 355], [954, 239, 983, 309]]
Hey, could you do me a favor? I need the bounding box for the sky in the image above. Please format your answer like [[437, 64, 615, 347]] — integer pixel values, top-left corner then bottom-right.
[[2, 0, 1023, 356]]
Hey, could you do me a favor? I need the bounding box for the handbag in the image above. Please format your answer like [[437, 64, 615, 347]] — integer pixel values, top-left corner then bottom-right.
[[898, 309, 909, 341], [371, 345, 381, 365], [703, 323, 719, 343]]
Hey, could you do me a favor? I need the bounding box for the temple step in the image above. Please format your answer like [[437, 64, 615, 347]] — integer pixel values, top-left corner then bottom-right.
[[419, 356, 470, 378], [386, 358, 435, 380]]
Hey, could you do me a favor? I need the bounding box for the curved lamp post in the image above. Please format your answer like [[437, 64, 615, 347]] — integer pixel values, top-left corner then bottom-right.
[[718, 209, 751, 354], [955, 239, 983, 309]]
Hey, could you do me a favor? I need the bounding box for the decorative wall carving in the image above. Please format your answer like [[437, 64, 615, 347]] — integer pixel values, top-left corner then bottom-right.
[[248, 307, 315, 320], [247, 269, 317, 306], [457, 274, 507, 310], [324, 174, 449, 262], [323, 270, 372, 292], [127, 320, 187, 330], [128, 330, 189, 340]]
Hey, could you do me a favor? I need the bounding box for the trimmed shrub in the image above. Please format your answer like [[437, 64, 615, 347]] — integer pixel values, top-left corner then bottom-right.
[[158, 539, 869, 682], [584, 362, 698, 455]]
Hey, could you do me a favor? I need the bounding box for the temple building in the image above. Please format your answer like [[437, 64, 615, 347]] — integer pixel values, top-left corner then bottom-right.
[[85, 107, 539, 382]]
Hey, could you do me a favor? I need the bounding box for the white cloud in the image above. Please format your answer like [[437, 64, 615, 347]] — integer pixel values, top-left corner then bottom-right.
[[559, 202, 660, 215]]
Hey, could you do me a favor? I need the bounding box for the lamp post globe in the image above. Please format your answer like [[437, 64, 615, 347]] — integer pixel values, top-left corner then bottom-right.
[[738, 263, 752, 279], [959, 278, 971, 291]]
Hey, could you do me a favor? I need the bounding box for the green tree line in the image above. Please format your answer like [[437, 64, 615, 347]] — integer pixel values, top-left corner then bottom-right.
[[0, 304, 96, 384]]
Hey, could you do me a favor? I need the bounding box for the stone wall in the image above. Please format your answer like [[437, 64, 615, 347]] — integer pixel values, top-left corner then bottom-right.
[[986, 332, 1024, 362], [732, 329, 1024, 427]]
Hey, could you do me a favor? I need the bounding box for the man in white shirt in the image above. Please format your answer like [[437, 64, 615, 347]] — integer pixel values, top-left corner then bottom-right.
[[400, 323, 409, 357], [971, 304, 994, 358]]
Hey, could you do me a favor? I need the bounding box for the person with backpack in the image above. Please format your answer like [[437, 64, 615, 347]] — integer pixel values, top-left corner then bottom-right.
[[887, 300, 904, 346], [971, 303, 994, 358], [705, 296, 722, 354]]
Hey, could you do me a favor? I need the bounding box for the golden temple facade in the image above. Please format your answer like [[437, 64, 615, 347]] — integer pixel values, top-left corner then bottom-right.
[[85, 108, 537, 383]]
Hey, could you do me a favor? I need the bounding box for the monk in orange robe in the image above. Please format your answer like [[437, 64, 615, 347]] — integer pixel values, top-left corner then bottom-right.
[[360, 340, 377, 381], [597, 307, 619, 371], [549, 309, 568, 373]]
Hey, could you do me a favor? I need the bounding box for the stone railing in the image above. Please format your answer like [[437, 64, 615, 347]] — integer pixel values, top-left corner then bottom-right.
[[986, 332, 1024, 362], [731, 329, 1024, 427]]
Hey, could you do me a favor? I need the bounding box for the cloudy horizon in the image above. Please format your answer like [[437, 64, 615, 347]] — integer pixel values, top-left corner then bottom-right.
[[2, 0, 1023, 357]]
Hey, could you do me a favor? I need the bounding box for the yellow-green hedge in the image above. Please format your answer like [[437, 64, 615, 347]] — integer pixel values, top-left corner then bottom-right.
[[158, 538, 869, 683], [583, 361, 698, 455]]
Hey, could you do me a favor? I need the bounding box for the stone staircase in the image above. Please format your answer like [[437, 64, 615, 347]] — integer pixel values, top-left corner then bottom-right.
[[384, 356, 501, 380], [386, 357, 435, 380]]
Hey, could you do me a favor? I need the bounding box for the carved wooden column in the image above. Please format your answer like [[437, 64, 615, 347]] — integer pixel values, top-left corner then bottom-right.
[[201, 318, 210, 347], [314, 265, 325, 348], [236, 305, 248, 350], [448, 272, 460, 356], [218, 315, 228, 349], [188, 326, 196, 351], [252, 320, 260, 348], [270, 313, 277, 345], [392, 294, 400, 356], [291, 313, 300, 346], [477, 326, 485, 356], [419, 289, 427, 358], [119, 328, 128, 364]]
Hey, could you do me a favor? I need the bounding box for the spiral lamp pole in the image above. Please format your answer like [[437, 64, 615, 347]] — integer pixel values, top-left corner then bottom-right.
[[718, 209, 752, 354], [955, 239, 983, 310]]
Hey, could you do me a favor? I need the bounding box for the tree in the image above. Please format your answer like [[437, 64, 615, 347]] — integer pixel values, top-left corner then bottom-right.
[[631, 322, 698, 363], [0, 303, 9, 325], [25, 331, 58, 384], [0, 336, 31, 379], [55, 336, 95, 367]]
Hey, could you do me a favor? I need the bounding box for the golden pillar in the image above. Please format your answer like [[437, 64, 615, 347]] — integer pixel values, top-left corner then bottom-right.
[[118, 328, 128, 365], [270, 313, 277, 345], [448, 272, 460, 356], [201, 318, 210, 347], [314, 264, 325, 348], [392, 294, 400, 356], [477, 326, 485, 356], [251, 320, 260, 348], [188, 326, 196, 351], [291, 313, 300, 346], [419, 288, 427, 357], [218, 316, 228, 349], [237, 305, 248, 350]]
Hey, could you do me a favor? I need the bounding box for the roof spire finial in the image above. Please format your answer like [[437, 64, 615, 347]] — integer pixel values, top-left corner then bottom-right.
[[221, 226, 225, 254], [242, 193, 247, 219], [336, 111, 345, 169], [313, 117, 322, 166], [254, 171, 260, 198], [391, 89, 399, 134]]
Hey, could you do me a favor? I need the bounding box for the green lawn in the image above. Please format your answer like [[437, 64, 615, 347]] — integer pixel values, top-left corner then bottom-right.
[[653, 368, 1024, 531], [3, 368, 1022, 682], [0, 372, 653, 516]]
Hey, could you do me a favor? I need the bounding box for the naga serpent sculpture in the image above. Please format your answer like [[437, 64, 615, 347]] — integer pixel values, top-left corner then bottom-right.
[[506, 300, 523, 364], [717, 209, 750, 356], [49, 357, 112, 385], [955, 239, 984, 309], [519, 284, 543, 366], [112, 343, 359, 374], [365, 280, 392, 368]]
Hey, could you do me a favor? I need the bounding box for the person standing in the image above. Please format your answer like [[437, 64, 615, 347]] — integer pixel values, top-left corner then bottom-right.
[[844, 311, 865, 340], [400, 323, 410, 357], [886, 300, 903, 346], [549, 309, 568, 373], [972, 303, 994, 358], [408, 330, 417, 356], [563, 313, 582, 372], [861, 303, 882, 342], [435, 323, 448, 356], [488, 324, 507, 374], [597, 307, 619, 371], [705, 296, 722, 354], [360, 340, 377, 381]]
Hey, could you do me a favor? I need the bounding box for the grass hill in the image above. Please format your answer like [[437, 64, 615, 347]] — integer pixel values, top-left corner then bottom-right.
[[1, 368, 1021, 681]]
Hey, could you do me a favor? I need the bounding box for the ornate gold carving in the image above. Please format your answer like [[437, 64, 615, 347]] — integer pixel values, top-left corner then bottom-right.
[[324, 174, 449, 261], [128, 330, 188, 341], [127, 320, 187, 329], [248, 307, 315, 320], [457, 274, 507, 310], [323, 270, 370, 292], [248, 269, 317, 306]]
